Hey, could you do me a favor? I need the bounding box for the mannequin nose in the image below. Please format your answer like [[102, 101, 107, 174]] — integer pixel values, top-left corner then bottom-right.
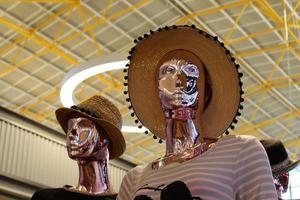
[[176, 73, 186, 88], [71, 129, 77, 136]]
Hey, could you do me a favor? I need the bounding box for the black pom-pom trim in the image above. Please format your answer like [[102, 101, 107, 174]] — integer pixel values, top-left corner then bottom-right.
[[125, 25, 245, 138], [127, 56, 131, 59], [153, 135, 157, 139], [239, 105, 244, 109], [138, 125, 142, 129], [134, 39, 138, 43], [159, 139, 163, 143], [131, 113, 135, 117]]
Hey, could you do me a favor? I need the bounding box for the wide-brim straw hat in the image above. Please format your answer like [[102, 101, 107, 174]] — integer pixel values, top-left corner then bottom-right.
[[124, 25, 243, 141], [260, 139, 300, 176], [56, 95, 125, 159]]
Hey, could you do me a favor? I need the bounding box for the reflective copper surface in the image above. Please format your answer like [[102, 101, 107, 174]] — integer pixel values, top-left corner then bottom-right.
[[66, 118, 114, 195], [152, 59, 213, 169]]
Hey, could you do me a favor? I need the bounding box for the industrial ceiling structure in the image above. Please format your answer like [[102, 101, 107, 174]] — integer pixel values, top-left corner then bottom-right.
[[0, 0, 299, 165]]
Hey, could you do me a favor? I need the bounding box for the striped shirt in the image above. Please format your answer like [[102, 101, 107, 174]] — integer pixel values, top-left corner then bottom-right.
[[117, 135, 277, 200]]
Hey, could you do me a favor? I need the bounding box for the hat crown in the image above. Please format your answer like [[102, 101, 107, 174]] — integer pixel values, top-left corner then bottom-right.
[[260, 139, 288, 166], [77, 95, 122, 130]]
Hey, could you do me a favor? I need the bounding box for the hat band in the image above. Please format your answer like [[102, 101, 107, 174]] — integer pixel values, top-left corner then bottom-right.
[[272, 157, 290, 175], [71, 105, 100, 119]]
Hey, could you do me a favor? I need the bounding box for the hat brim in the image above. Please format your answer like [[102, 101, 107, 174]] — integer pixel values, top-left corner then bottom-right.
[[55, 108, 125, 159], [127, 26, 241, 139], [273, 159, 300, 176]]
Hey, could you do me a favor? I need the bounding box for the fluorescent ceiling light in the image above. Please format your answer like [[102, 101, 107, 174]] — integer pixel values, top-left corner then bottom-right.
[[60, 53, 128, 107], [60, 53, 149, 134]]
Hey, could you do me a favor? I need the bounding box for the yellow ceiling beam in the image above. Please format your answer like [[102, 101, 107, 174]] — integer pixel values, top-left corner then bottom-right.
[[224, 3, 249, 41], [245, 80, 300, 98], [0, 48, 48, 77], [253, 0, 300, 50], [77, 3, 105, 56], [176, 0, 248, 24], [0, 17, 79, 64], [247, 50, 287, 122], [60, 0, 150, 45], [234, 109, 300, 135], [0, 0, 76, 3], [235, 42, 297, 57], [286, 0, 300, 21], [0, 36, 27, 57], [226, 27, 279, 45], [285, 138, 300, 148], [0, 4, 72, 58]]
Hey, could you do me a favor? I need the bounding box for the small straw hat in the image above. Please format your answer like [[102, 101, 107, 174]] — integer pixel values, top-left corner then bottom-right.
[[124, 25, 243, 141], [56, 95, 125, 159]]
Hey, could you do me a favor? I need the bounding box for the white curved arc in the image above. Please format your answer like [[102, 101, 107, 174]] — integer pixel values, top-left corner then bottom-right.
[[59, 53, 149, 133]]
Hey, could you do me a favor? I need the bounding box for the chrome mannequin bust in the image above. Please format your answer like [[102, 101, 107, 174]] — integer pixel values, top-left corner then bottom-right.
[[152, 59, 209, 169], [66, 117, 113, 195], [274, 172, 289, 199]]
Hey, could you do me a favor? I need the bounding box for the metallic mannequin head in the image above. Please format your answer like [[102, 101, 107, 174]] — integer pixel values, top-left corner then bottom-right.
[[67, 117, 109, 161], [158, 59, 199, 111], [274, 172, 289, 198]]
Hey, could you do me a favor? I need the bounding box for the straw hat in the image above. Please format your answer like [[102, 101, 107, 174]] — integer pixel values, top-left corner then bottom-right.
[[124, 25, 243, 141], [55, 95, 125, 159], [260, 139, 299, 176]]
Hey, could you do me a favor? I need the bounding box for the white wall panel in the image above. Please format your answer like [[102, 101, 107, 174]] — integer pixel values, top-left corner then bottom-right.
[[0, 109, 132, 193]]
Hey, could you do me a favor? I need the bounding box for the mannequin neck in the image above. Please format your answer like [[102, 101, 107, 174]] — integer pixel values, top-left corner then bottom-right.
[[76, 158, 112, 195], [164, 107, 202, 156]]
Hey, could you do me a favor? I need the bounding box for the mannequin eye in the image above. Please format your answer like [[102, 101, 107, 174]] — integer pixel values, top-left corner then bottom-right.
[[183, 64, 199, 78], [79, 130, 90, 142], [163, 66, 175, 74]]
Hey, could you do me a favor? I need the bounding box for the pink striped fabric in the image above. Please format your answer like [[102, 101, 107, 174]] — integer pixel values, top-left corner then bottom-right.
[[117, 135, 278, 200]]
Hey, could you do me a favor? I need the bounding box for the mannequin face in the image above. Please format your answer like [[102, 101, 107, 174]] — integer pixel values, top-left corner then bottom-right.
[[274, 172, 289, 197], [158, 59, 199, 109], [66, 117, 109, 160]]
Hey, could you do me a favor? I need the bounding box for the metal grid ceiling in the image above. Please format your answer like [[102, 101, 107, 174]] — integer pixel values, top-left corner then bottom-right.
[[0, 0, 299, 165]]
